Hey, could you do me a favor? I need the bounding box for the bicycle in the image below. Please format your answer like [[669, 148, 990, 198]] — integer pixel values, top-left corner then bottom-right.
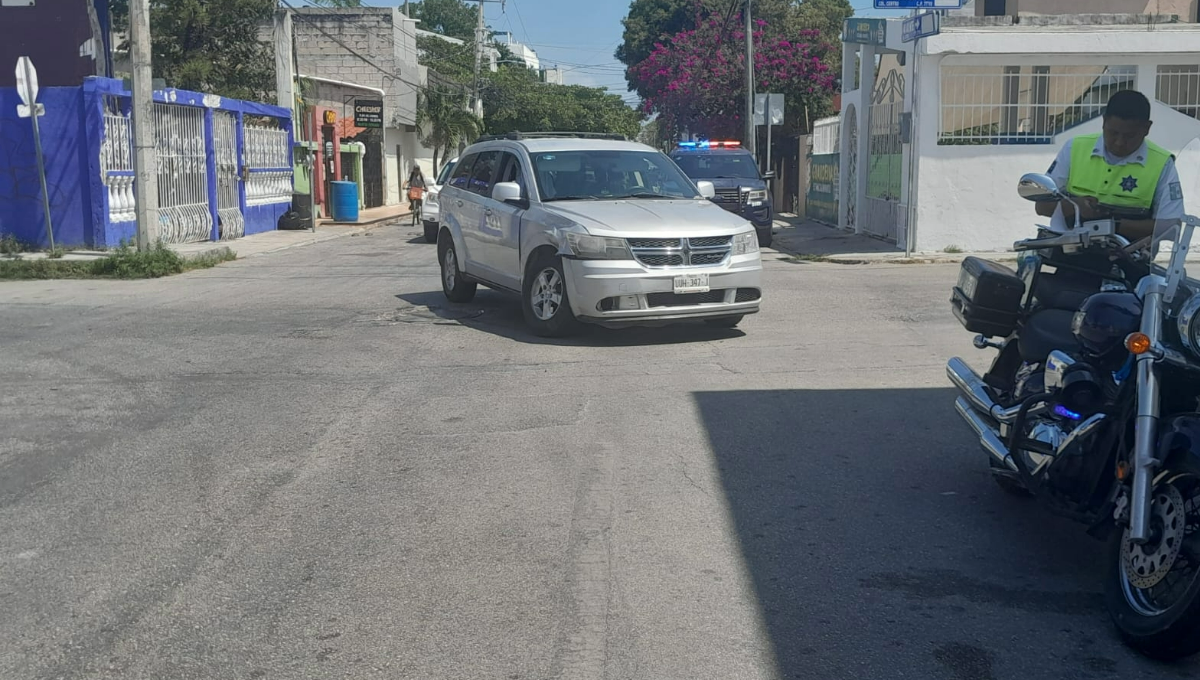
[[408, 186, 424, 226]]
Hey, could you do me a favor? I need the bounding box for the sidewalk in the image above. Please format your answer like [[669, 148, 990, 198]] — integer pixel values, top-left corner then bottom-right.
[[318, 204, 412, 227]]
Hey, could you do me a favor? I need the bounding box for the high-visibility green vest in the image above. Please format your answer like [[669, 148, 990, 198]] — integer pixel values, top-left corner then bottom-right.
[[1066, 133, 1171, 211]]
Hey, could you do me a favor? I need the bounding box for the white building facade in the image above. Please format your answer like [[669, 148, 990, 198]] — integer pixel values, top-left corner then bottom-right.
[[837, 14, 1200, 253]]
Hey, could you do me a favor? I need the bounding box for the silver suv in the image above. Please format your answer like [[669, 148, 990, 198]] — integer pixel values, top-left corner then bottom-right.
[[436, 133, 763, 337]]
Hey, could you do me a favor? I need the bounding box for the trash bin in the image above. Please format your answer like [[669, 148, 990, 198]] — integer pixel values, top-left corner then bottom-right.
[[330, 181, 359, 222]]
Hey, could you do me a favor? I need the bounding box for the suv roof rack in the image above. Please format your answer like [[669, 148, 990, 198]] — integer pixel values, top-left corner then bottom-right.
[[474, 131, 628, 143]]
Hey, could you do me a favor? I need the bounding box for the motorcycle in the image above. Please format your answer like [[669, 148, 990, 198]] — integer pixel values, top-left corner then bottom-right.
[[947, 139, 1200, 660]]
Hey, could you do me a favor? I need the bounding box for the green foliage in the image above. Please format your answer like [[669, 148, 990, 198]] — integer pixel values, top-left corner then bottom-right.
[[409, 0, 479, 41], [481, 67, 643, 140], [0, 242, 235, 280], [0, 235, 27, 256], [109, 0, 276, 100], [418, 86, 482, 175]]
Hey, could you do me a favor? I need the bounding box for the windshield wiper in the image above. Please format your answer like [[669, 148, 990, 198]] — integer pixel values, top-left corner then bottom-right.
[[544, 195, 600, 202], [620, 192, 678, 200]]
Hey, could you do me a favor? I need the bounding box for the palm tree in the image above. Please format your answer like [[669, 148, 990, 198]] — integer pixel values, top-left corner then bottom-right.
[[418, 86, 482, 176]]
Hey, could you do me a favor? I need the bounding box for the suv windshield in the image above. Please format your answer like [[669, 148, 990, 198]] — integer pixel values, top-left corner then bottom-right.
[[673, 153, 761, 181], [530, 150, 699, 202]]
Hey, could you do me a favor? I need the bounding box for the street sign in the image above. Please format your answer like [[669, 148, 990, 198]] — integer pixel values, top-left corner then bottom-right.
[[902, 11, 940, 42], [875, 0, 963, 8], [754, 93, 784, 127], [844, 18, 887, 46], [353, 99, 384, 129], [15, 56, 38, 107]]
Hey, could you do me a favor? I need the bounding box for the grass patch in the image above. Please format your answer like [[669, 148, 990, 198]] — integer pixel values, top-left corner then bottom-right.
[[943, 245, 964, 254], [0, 242, 235, 281], [1, 235, 28, 257]]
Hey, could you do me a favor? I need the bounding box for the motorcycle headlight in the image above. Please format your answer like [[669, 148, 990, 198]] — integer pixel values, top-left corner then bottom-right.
[[733, 231, 759, 255], [746, 189, 767, 206], [563, 231, 631, 260], [1178, 292, 1200, 356]]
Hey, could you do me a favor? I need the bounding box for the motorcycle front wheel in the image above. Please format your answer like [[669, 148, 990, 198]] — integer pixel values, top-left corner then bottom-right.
[[1105, 463, 1200, 661]]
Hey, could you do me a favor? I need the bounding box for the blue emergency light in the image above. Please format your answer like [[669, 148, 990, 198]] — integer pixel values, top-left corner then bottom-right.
[[677, 140, 742, 149]]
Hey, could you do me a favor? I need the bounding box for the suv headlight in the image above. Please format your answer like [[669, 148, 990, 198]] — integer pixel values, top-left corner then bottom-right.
[[733, 231, 759, 255], [746, 189, 767, 206], [426, 191, 439, 206], [563, 231, 632, 260]]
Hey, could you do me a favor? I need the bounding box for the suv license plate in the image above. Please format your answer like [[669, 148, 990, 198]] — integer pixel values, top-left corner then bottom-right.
[[673, 273, 710, 294]]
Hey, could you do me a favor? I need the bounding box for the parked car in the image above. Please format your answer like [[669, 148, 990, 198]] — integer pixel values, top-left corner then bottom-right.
[[436, 132, 764, 337], [669, 141, 774, 248], [420, 157, 458, 243]]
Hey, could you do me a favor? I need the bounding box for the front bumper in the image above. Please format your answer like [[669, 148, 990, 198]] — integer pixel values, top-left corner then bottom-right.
[[562, 253, 763, 327], [714, 201, 772, 227], [420, 197, 440, 223]]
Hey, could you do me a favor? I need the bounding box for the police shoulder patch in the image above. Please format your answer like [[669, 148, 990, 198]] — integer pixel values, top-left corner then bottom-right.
[[1171, 181, 1184, 201]]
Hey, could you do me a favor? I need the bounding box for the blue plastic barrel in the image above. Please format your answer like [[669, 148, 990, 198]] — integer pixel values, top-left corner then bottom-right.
[[330, 181, 359, 222]]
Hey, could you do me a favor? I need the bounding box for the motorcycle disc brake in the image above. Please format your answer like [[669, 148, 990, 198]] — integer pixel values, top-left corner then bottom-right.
[[1123, 484, 1187, 590]]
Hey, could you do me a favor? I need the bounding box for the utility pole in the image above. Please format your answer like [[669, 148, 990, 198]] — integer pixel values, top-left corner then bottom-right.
[[129, 0, 159, 251], [472, 0, 485, 118], [744, 0, 755, 160]]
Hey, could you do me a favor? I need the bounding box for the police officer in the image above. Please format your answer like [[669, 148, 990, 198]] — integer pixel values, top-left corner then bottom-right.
[[1037, 89, 1184, 246]]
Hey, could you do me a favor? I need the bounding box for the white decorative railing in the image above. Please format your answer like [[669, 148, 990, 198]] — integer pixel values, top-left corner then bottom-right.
[[101, 111, 136, 224], [244, 124, 293, 207], [213, 111, 245, 240]]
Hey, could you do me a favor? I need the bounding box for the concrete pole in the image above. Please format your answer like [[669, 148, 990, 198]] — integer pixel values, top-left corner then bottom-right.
[[129, 0, 159, 250], [744, 0, 755, 159], [855, 43, 875, 236], [472, 0, 485, 118], [274, 11, 294, 112]]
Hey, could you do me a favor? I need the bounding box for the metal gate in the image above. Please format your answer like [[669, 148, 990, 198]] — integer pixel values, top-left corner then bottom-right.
[[362, 133, 384, 209], [845, 105, 858, 232], [154, 103, 213, 244], [213, 111, 244, 240], [862, 68, 905, 242], [806, 116, 840, 224]]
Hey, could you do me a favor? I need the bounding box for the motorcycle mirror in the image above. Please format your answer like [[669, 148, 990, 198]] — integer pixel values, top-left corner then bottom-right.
[[1017, 173, 1061, 203]]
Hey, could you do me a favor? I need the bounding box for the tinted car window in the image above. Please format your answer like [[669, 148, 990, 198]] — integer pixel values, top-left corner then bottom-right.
[[467, 151, 501, 197], [672, 153, 761, 181], [448, 154, 476, 189], [496, 152, 526, 197]]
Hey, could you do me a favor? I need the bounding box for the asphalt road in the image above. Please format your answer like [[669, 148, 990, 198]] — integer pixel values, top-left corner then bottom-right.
[[1, 224, 1196, 680]]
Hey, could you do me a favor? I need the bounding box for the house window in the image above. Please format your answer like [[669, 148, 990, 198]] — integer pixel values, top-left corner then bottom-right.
[[982, 0, 1006, 16], [939, 64, 1136, 145], [1157, 65, 1200, 120]]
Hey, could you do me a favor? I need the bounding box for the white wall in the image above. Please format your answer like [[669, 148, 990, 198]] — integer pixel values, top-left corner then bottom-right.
[[913, 55, 1200, 252]]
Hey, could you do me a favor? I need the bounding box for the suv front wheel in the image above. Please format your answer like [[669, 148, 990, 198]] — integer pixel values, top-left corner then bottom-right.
[[522, 250, 581, 337], [439, 232, 477, 303]]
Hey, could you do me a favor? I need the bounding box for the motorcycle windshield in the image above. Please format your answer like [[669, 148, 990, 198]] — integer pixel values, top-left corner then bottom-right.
[[1151, 137, 1200, 290]]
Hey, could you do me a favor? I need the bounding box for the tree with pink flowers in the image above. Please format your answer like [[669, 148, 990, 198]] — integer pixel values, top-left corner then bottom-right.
[[633, 12, 838, 140]]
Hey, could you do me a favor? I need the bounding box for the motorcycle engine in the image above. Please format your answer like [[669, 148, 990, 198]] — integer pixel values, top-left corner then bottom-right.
[[1025, 421, 1068, 474]]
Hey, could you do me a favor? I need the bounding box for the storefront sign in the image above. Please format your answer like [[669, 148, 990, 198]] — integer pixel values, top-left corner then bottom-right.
[[353, 99, 384, 129]]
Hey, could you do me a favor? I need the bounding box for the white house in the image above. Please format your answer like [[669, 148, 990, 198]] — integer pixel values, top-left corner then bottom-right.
[[837, 11, 1200, 253]]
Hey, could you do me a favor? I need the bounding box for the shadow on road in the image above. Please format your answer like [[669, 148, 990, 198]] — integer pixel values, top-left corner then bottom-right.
[[692, 387, 1199, 679], [394, 290, 747, 347]]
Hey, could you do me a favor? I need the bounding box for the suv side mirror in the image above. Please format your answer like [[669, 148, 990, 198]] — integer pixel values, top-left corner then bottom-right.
[[696, 180, 716, 199], [493, 181, 528, 208], [762, 171, 776, 181]]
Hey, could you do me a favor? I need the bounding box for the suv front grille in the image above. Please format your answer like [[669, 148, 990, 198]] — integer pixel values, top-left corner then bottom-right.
[[713, 189, 742, 204], [628, 236, 733, 268]]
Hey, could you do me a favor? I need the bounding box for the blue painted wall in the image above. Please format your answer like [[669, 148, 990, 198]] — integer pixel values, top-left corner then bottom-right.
[[0, 87, 94, 249]]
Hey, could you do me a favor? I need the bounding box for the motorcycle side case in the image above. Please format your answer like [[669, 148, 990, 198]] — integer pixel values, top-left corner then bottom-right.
[[951, 257, 1027, 338]]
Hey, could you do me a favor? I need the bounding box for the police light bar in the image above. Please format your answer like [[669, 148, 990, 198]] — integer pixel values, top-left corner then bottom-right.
[[677, 140, 742, 149]]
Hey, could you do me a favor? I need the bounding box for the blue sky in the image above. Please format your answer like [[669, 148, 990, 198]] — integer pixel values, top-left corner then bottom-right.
[[361, 0, 911, 102]]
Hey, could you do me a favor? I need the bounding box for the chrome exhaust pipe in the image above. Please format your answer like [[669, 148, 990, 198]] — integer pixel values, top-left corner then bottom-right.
[[947, 357, 1023, 423], [954, 397, 1017, 472]]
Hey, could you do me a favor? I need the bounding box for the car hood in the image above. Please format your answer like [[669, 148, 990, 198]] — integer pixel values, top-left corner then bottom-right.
[[540, 199, 752, 236]]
